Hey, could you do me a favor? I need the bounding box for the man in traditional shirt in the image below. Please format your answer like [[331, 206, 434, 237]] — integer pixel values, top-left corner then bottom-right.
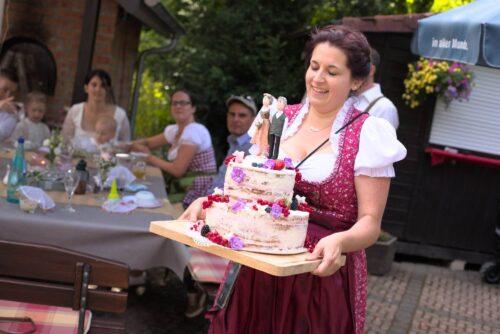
[[206, 95, 256, 193], [0, 68, 20, 142], [355, 48, 399, 129]]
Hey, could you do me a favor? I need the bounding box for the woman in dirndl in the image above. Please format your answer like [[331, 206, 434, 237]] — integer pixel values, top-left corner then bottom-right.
[[132, 89, 216, 208], [181, 25, 406, 333]]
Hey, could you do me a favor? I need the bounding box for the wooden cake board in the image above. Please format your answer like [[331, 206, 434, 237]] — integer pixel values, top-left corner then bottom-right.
[[150, 220, 346, 277]]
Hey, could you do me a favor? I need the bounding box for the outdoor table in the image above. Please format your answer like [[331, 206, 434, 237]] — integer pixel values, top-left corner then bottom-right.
[[0, 151, 189, 279]]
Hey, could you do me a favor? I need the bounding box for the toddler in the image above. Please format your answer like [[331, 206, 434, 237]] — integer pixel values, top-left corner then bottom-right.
[[93, 115, 117, 148], [11, 91, 50, 150]]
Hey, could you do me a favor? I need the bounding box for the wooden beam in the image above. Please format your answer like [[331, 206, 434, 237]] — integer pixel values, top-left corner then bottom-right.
[[71, 0, 101, 104], [0, 278, 128, 313]]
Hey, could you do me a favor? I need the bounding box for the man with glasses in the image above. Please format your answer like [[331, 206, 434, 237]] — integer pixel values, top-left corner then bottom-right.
[[206, 95, 256, 194]]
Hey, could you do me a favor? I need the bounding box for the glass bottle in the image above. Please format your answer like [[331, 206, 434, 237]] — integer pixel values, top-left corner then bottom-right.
[[74, 159, 89, 195], [7, 137, 27, 203]]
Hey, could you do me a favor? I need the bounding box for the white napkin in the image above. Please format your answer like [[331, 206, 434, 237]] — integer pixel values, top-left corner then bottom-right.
[[101, 199, 138, 213], [17, 186, 56, 210], [104, 165, 136, 188]]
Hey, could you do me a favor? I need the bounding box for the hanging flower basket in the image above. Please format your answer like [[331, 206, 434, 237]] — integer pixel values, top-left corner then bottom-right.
[[402, 57, 474, 109]]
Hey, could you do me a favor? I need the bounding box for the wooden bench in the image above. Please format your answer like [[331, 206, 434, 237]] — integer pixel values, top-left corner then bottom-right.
[[0, 240, 129, 334]]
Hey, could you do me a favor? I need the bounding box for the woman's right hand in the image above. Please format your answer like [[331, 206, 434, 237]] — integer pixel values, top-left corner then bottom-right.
[[179, 197, 207, 221]]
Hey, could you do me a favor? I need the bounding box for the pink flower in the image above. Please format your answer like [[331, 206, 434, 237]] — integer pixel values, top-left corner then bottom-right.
[[231, 199, 246, 213], [231, 167, 245, 183]]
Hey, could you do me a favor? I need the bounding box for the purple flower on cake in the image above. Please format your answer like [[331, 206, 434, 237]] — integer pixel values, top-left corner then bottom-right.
[[231, 167, 246, 183], [229, 235, 244, 250], [233, 150, 245, 163], [270, 203, 283, 219], [283, 157, 294, 169], [263, 159, 275, 169], [231, 199, 246, 213]]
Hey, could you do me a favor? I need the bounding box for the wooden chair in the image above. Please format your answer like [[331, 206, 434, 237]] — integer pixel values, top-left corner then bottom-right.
[[0, 240, 129, 334]]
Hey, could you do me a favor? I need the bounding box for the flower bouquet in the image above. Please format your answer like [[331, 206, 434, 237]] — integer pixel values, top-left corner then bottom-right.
[[403, 57, 474, 109], [42, 130, 63, 165]]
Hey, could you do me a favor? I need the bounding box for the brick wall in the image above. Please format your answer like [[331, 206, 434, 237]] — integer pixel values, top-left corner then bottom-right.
[[91, 1, 141, 111], [1, 0, 141, 127]]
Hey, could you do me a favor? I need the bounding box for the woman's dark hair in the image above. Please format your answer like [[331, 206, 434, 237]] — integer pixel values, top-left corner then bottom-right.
[[171, 89, 196, 106], [304, 25, 371, 80], [0, 68, 19, 84], [84, 69, 115, 104]]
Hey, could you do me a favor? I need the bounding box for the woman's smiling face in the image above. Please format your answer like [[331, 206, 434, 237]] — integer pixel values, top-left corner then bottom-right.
[[305, 42, 361, 114]]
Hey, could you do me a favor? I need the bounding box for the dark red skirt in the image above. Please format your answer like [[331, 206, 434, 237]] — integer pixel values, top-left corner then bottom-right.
[[206, 261, 355, 334]]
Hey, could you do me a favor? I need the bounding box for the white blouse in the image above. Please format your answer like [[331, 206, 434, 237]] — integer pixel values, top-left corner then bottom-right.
[[62, 102, 131, 150], [10, 118, 51, 150], [163, 122, 212, 161], [279, 97, 407, 182]]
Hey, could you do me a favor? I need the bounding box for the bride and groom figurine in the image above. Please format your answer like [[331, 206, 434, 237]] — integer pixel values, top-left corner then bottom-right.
[[249, 93, 287, 159]]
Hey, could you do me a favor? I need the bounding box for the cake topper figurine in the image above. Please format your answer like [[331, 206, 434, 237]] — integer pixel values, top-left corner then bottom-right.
[[249, 93, 274, 156], [268, 96, 287, 159]]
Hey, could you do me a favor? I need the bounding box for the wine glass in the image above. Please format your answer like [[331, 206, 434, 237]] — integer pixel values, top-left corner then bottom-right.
[[63, 169, 78, 213]]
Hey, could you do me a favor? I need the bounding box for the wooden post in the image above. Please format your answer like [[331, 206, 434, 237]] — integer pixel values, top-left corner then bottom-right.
[[71, 0, 101, 104]]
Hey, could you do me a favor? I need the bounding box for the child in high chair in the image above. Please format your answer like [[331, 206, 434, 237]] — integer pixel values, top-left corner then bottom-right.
[[11, 91, 50, 150]]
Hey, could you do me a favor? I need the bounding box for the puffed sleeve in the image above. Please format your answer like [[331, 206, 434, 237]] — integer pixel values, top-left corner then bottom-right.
[[179, 123, 209, 149], [354, 117, 407, 177], [115, 106, 131, 141], [163, 124, 176, 144]]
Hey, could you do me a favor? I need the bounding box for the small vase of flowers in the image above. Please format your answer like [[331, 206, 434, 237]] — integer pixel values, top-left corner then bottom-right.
[[403, 57, 474, 109], [42, 131, 63, 168]]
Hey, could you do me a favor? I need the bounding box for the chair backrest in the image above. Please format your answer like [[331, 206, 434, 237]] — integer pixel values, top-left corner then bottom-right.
[[0, 239, 129, 314]]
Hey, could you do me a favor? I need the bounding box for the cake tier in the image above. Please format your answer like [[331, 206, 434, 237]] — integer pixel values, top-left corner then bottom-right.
[[205, 202, 309, 252], [224, 161, 295, 203]]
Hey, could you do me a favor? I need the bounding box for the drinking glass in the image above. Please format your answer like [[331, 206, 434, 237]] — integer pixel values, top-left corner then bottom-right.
[[63, 169, 78, 213], [132, 160, 147, 181]]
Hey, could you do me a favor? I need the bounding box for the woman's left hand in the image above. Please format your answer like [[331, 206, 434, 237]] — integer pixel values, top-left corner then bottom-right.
[[306, 233, 344, 277]]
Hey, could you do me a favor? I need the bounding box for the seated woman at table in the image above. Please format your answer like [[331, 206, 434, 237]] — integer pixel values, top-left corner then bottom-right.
[[131, 89, 217, 208], [61, 69, 130, 151]]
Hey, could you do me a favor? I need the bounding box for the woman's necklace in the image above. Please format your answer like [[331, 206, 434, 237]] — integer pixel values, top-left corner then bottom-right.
[[307, 123, 332, 133]]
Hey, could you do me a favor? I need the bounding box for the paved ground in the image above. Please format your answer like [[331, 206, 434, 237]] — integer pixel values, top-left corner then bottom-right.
[[125, 262, 500, 334]]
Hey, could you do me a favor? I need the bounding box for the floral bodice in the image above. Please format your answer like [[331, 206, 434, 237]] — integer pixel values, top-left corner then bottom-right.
[[293, 104, 368, 228]]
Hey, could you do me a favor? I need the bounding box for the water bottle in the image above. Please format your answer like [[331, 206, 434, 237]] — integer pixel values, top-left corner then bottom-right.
[[7, 137, 27, 203]]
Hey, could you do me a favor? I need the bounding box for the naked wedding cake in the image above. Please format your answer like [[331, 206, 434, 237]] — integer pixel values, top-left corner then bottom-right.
[[195, 152, 311, 253]]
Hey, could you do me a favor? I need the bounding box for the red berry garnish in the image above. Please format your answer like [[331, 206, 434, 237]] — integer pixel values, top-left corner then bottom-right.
[[224, 155, 236, 166], [273, 159, 285, 170], [202, 200, 213, 209]]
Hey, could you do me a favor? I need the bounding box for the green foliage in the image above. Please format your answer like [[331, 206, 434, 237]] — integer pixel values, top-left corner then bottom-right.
[[140, 0, 322, 156], [430, 0, 474, 12], [133, 70, 174, 138], [310, 0, 433, 25], [137, 0, 471, 150]]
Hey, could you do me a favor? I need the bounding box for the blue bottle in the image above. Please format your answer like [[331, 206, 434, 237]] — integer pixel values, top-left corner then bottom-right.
[[7, 137, 27, 204]]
